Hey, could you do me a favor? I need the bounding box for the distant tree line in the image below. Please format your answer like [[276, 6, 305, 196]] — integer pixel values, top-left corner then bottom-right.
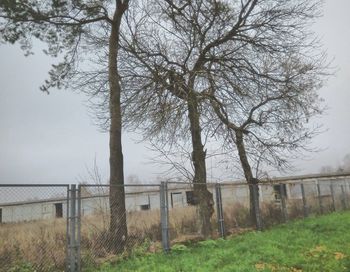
[[320, 154, 350, 174]]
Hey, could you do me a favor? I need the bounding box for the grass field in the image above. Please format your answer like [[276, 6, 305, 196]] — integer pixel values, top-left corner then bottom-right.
[[96, 211, 350, 272]]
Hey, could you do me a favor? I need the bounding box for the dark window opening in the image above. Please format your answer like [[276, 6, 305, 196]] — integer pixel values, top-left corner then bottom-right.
[[186, 191, 198, 205], [273, 184, 287, 200], [140, 204, 150, 211], [55, 203, 63, 218], [0, 208, 2, 223]]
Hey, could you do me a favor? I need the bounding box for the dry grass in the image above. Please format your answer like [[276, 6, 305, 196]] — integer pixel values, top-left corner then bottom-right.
[[223, 202, 252, 231], [169, 206, 198, 238], [1, 194, 346, 271], [80, 206, 202, 263], [79, 209, 162, 262], [0, 219, 67, 271], [0, 205, 230, 271], [0, 209, 161, 271]]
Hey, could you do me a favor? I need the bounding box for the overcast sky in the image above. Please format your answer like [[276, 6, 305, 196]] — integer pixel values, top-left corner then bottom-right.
[[0, 0, 349, 184]]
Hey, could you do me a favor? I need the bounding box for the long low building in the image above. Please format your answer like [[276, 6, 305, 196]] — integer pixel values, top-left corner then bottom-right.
[[1, 172, 350, 223]]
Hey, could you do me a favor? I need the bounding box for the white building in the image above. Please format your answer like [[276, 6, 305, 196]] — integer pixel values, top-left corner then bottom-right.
[[1, 172, 350, 224]]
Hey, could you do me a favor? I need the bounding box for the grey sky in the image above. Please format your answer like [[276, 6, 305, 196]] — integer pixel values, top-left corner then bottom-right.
[[0, 46, 150, 183], [0, 0, 349, 184]]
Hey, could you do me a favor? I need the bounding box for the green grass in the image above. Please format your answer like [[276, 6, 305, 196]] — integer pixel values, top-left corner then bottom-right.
[[96, 212, 350, 272]]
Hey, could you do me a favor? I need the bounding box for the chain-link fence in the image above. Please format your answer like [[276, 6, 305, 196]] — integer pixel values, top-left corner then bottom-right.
[[251, 180, 347, 232], [0, 184, 69, 272], [164, 177, 350, 248], [78, 184, 163, 270], [1, 175, 350, 271]]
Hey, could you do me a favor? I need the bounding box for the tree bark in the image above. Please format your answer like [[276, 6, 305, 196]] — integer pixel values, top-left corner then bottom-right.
[[235, 130, 260, 229], [108, 2, 128, 254], [187, 90, 214, 237]]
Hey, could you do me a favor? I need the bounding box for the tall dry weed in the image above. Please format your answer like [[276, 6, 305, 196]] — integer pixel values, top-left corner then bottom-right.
[[0, 219, 66, 272]]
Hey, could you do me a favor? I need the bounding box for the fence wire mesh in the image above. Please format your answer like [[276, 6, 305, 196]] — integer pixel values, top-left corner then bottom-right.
[[1, 175, 350, 271], [165, 178, 350, 245], [220, 183, 254, 233], [166, 182, 208, 243], [78, 184, 162, 270], [0, 185, 69, 272]]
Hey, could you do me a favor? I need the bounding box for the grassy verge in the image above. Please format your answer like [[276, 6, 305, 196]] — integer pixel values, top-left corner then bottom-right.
[[97, 212, 350, 272]]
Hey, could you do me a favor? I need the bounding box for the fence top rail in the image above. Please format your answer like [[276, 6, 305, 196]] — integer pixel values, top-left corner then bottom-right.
[[166, 179, 350, 187], [0, 184, 70, 188], [263, 172, 350, 182], [164, 173, 350, 186], [0, 196, 69, 207], [79, 184, 160, 187]]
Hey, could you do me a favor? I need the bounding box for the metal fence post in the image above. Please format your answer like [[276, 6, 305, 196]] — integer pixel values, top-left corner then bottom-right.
[[330, 184, 336, 212], [252, 184, 263, 231], [280, 183, 288, 222], [69, 185, 77, 272], [300, 183, 308, 218], [341, 185, 347, 210], [160, 182, 170, 252], [76, 185, 81, 272], [345, 182, 350, 208], [215, 183, 225, 238], [65, 186, 70, 272], [316, 182, 324, 214]]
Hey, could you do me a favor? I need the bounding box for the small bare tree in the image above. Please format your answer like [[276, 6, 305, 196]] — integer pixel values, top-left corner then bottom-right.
[[206, 54, 327, 225]]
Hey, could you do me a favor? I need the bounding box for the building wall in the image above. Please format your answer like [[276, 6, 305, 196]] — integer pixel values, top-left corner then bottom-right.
[[0, 201, 67, 223], [1, 175, 350, 224]]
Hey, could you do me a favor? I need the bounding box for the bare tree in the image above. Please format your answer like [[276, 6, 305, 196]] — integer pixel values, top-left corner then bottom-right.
[[119, 0, 242, 237], [120, 0, 327, 229], [0, 0, 129, 253], [206, 54, 327, 225]]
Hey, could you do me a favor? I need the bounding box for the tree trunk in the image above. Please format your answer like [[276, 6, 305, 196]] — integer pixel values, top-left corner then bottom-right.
[[108, 3, 128, 254], [235, 130, 260, 229], [187, 91, 213, 237]]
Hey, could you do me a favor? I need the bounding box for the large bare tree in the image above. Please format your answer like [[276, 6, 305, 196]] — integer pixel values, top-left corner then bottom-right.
[[119, 0, 263, 237], [0, 0, 129, 252], [120, 0, 327, 229]]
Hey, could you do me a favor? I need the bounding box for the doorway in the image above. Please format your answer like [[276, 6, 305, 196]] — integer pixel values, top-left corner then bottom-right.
[[55, 203, 63, 218]]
